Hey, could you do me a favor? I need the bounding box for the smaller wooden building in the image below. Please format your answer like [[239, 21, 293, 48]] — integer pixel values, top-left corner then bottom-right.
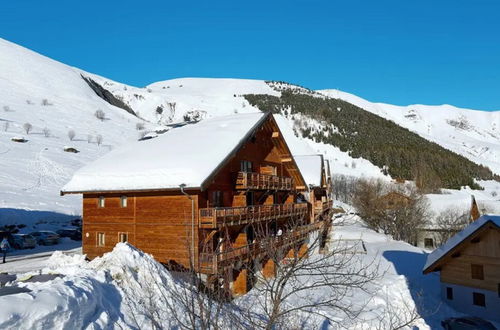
[[423, 215, 500, 321]]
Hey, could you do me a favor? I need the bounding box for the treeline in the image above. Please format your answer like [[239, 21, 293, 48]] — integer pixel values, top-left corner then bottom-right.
[[244, 86, 497, 190]]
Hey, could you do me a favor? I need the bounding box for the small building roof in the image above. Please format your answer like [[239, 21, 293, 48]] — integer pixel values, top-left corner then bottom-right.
[[423, 215, 500, 273], [62, 112, 278, 193], [294, 154, 323, 188]]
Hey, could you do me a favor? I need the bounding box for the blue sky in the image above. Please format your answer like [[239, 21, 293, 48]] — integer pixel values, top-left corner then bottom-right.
[[2, 0, 499, 110]]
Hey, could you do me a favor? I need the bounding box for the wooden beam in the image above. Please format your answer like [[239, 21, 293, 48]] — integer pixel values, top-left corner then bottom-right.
[[281, 157, 292, 162], [272, 131, 279, 138]]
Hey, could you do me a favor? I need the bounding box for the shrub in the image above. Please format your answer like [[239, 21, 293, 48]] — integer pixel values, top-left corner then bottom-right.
[[41, 99, 51, 106], [95, 109, 106, 121]]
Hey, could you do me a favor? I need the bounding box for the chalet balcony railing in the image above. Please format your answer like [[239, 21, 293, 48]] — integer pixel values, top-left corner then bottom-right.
[[314, 200, 333, 213], [235, 171, 294, 191], [199, 222, 322, 274], [199, 203, 308, 228]]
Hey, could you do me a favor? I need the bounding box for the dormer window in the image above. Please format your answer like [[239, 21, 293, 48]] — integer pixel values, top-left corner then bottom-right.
[[98, 196, 105, 208]]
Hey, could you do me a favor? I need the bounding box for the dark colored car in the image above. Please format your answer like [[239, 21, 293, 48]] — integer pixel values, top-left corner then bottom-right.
[[12, 234, 36, 249], [441, 317, 496, 330], [29, 231, 60, 245], [56, 229, 82, 241]]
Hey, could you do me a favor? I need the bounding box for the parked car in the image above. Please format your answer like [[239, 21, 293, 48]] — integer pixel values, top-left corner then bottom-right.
[[12, 234, 36, 249], [56, 229, 82, 241], [441, 317, 496, 330], [29, 231, 60, 245]]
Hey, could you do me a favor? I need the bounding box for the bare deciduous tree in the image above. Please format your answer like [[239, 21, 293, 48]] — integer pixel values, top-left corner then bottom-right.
[[68, 129, 76, 141], [353, 179, 429, 244], [3, 105, 11, 112], [23, 122, 33, 134], [3, 121, 9, 132], [41, 98, 52, 106], [136, 122, 145, 130], [42, 127, 50, 137], [434, 208, 469, 246]]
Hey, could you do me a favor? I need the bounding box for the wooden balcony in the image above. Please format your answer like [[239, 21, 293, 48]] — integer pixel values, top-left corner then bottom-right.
[[235, 171, 294, 191], [314, 200, 333, 214], [199, 203, 308, 228], [199, 222, 322, 274]]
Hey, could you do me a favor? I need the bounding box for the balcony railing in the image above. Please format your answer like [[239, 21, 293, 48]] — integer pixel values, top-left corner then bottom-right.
[[235, 171, 294, 191], [199, 222, 323, 274], [314, 200, 333, 213], [199, 203, 308, 228]]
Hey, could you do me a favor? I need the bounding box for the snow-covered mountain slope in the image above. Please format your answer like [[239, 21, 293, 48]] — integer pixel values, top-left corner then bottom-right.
[[0, 38, 146, 221], [319, 89, 500, 175]]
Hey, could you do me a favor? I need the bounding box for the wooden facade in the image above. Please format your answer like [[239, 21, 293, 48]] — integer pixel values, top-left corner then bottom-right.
[[66, 113, 333, 296], [424, 218, 500, 320]]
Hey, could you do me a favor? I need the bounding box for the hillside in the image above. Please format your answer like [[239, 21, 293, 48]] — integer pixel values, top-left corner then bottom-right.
[[244, 82, 497, 189], [320, 89, 500, 175], [1, 37, 499, 224], [0, 38, 147, 223]]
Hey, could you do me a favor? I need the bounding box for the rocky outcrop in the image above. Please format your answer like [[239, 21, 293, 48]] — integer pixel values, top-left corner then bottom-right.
[[81, 75, 136, 116]]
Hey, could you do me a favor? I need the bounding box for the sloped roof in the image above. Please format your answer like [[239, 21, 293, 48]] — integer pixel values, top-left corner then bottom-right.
[[423, 215, 500, 273], [62, 112, 269, 193], [294, 154, 323, 188]]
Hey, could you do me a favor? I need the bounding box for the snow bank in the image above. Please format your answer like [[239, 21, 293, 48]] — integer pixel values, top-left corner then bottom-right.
[[0, 243, 189, 329]]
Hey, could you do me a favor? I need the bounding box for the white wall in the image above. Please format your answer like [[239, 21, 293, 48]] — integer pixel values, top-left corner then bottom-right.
[[441, 282, 500, 321]]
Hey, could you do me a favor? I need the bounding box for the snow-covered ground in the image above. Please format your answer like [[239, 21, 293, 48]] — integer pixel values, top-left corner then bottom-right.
[[2, 216, 498, 329]]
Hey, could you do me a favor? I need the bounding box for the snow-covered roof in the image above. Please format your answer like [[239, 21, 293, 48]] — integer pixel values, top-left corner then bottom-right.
[[62, 112, 267, 193], [423, 215, 500, 273], [294, 155, 323, 188]]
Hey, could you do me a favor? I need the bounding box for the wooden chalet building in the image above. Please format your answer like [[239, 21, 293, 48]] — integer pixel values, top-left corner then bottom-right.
[[423, 215, 500, 321], [62, 112, 332, 295]]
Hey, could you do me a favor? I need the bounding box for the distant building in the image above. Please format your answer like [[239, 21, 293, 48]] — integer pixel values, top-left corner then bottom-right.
[[417, 195, 481, 250], [423, 215, 500, 321]]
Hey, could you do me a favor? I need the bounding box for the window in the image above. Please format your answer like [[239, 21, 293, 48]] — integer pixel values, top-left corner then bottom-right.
[[424, 238, 434, 249], [98, 196, 105, 208], [120, 196, 127, 208], [212, 191, 223, 207], [446, 287, 453, 300], [472, 292, 486, 307], [246, 191, 254, 206], [240, 160, 253, 173], [118, 232, 128, 243], [97, 232, 105, 246], [471, 264, 484, 280]]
